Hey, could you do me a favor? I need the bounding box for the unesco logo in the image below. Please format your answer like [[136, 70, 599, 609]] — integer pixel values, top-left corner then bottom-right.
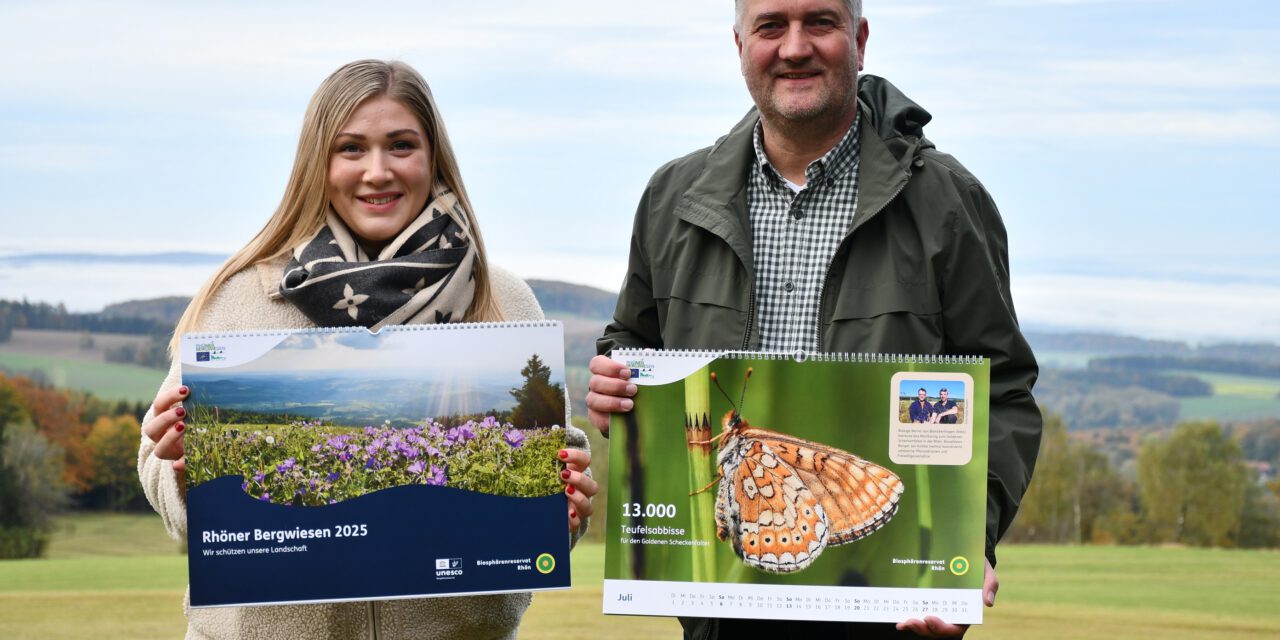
[[435, 557, 463, 578]]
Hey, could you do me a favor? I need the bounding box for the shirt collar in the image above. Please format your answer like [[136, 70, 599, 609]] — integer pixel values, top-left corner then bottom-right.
[[751, 112, 861, 191]]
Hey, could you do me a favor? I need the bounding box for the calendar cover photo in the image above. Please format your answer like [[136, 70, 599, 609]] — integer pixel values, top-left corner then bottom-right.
[[603, 350, 989, 624], [180, 323, 571, 608]]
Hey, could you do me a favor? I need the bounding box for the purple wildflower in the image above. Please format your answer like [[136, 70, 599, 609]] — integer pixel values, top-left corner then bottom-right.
[[408, 460, 426, 475], [276, 458, 296, 473], [504, 430, 526, 448], [259, 493, 271, 502], [327, 472, 341, 482], [445, 425, 476, 444], [253, 471, 265, 483], [426, 465, 446, 486]]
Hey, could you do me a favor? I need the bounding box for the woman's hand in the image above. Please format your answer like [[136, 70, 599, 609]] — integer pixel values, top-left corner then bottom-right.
[[586, 355, 636, 435], [143, 385, 190, 473], [895, 558, 998, 637], [559, 448, 598, 534]]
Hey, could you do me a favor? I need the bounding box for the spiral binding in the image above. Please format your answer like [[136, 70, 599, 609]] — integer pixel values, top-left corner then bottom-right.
[[183, 320, 561, 340], [612, 348, 984, 366]]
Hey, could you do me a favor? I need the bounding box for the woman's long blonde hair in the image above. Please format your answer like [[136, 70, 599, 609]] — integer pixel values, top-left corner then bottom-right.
[[171, 60, 503, 351]]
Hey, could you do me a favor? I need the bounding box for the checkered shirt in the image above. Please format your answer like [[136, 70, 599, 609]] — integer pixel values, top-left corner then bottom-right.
[[747, 115, 861, 352]]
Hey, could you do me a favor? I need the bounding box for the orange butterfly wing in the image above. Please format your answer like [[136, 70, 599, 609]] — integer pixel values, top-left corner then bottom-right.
[[743, 427, 904, 546], [715, 436, 829, 573]]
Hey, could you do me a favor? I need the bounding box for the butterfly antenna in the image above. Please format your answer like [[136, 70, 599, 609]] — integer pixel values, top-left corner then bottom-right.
[[739, 367, 753, 411], [709, 371, 738, 412]]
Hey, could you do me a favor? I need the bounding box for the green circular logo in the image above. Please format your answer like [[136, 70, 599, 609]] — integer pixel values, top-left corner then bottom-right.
[[949, 556, 970, 576], [536, 553, 556, 574]]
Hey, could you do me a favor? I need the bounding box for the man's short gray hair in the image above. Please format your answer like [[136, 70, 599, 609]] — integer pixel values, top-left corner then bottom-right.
[[733, 0, 862, 32]]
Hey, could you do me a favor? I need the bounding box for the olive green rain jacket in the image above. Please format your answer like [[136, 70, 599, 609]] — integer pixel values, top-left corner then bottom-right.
[[598, 75, 1042, 570]]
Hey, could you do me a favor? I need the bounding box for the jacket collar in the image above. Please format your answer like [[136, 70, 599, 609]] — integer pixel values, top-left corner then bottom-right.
[[673, 74, 931, 258]]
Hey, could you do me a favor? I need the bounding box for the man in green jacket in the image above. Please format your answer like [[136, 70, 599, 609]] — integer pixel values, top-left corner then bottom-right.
[[588, 0, 1041, 637]]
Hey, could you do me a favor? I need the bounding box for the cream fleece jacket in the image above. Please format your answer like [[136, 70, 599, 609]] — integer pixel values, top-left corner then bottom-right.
[[138, 259, 588, 640]]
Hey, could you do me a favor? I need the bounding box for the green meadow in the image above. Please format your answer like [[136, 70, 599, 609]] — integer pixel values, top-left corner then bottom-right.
[[0, 352, 160, 404], [1, 513, 1276, 639], [1175, 371, 1280, 422]]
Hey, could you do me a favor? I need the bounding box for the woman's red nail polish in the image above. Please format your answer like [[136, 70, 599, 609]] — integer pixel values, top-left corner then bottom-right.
[[566, 485, 575, 495], [179, 386, 189, 396], [175, 407, 186, 418], [176, 422, 185, 433], [570, 509, 577, 519], [558, 450, 568, 459], [561, 470, 571, 480]]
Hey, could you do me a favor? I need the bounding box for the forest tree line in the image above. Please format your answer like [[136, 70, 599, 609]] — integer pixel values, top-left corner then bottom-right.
[[1006, 414, 1280, 549]]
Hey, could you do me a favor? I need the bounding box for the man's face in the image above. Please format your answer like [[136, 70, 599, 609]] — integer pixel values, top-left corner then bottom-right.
[[917, 390, 927, 402], [939, 390, 949, 403], [735, 0, 867, 127]]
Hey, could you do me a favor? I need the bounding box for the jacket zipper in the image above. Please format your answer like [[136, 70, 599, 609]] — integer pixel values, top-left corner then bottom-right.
[[741, 287, 757, 350], [369, 601, 380, 640], [814, 178, 910, 351], [699, 618, 715, 640]]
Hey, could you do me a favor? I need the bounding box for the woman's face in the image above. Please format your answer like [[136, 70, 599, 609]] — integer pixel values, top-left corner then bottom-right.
[[327, 95, 433, 253]]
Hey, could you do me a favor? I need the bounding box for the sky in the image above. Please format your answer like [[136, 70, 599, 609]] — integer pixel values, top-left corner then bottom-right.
[[1, 0, 1277, 343]]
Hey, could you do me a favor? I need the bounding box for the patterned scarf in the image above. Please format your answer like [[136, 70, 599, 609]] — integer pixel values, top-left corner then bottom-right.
[[279, 185, 476, 330]]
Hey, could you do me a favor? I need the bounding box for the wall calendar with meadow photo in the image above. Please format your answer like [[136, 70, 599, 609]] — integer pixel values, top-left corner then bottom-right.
[[180, 322, 571, 608], [603, 349, 989, 624]]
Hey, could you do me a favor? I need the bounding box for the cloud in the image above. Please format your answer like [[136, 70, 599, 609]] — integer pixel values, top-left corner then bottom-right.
[[1014, 274, 1280, 343]]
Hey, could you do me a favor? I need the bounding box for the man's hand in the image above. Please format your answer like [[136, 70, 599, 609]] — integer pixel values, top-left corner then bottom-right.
[[585, 355, 637, 435], [895, 558, 997, 637]]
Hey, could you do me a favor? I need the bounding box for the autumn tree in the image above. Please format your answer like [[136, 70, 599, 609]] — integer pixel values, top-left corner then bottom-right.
[[0, 421, 69, 558], [1, 373, 93, 491], [83, 414, 147, 511], [509, 354, 564, 428], [1138, 421, 1248, 547], [1008, 413, 1132, 544]]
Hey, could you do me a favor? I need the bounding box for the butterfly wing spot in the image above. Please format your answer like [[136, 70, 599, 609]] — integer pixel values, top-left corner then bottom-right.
[[742, 428, 906, 547], [718, 439, 828, 574]]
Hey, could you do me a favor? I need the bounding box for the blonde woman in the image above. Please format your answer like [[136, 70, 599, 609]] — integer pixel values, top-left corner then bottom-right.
[[138, 60, 595, 639]]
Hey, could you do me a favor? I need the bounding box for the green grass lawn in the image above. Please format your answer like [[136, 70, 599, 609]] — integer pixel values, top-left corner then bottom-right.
[[0, 352, 161, 403], [2, 514, 1277, 639], [1175, 370, 1280, 422]]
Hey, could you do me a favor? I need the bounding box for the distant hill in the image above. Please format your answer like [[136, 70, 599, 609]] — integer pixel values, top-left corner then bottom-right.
[[5, 284, 1278, 431], [526, 280, 616, 320], [102, 296, 191, 326], [1026, 331, 1280, 365]]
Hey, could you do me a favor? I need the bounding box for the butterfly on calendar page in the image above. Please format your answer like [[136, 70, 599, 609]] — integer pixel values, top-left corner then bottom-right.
[[694, 368, 904, 574]]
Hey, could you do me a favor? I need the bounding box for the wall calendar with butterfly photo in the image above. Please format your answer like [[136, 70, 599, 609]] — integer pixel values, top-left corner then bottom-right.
[[179, 322, 572, 608], [602, 349, 989, 624]]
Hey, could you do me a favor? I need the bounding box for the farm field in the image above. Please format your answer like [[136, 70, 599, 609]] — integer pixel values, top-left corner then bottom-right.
[[1, 513, 1276, 639], [0, 328, 150, 360], [0, 351, 161, 403], [1175, 370, 1280, 422], [0, 329, 162, 402]]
